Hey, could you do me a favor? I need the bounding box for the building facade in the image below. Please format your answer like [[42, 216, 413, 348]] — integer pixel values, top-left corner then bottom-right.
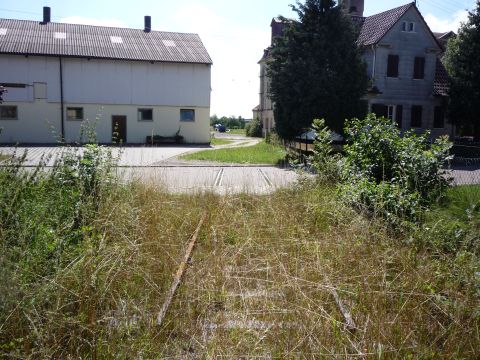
[[0, 8, 212, 144], [255, 1, 452, 138]]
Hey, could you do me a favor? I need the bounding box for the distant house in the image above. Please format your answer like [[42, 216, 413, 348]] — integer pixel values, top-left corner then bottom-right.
[[0, 7, 212, 144], [255, 1, 453, 138]]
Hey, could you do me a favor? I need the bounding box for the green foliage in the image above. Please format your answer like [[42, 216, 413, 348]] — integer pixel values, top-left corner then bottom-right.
[[0, 145, 118, 354], [310, 119, 342, 182], [268, 0, 368, 139], [313, 114, 453, 225], [245, 118, 263, 137], [211, 114, 246, 129], [444, 2, 480, 138], [418, 185, 480, 255]]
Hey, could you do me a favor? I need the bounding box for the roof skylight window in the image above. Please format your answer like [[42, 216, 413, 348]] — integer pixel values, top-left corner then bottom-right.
[[0, 29, 7, 36], [110, 36, 123, 44], [54, 32, 67, 39], [162, 40, 176, 47]]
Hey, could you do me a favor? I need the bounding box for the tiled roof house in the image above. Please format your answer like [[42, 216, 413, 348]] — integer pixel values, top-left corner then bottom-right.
[[0, 7, 212, 144], [255, 1, 453, 138]]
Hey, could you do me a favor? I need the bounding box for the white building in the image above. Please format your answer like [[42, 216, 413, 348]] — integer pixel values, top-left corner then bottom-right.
[[0, 7, 212, 144]]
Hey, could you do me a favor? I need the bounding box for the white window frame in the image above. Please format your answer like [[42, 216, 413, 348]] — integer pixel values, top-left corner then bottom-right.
[[387, 105, 396, 121]]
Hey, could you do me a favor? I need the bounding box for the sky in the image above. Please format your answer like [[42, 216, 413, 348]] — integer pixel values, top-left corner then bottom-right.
[[0, 0, 476, 118]]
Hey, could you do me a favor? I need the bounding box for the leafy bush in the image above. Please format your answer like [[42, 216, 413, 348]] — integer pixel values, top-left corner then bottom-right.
[[313, 114, 453, 225], [245, 118, 263, 138], [310, 119, 343, 182]]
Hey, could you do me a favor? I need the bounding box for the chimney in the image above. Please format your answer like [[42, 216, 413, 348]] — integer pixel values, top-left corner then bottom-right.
[[42, 6, 51, 24], [144, 16, 151, 33]]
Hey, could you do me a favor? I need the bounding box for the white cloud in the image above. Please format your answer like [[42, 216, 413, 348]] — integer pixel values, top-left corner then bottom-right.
[[60, 16, 128, 28], [424, 10, 469, 33]]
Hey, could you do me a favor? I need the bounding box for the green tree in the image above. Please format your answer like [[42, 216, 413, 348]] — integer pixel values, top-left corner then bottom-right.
[[268, 0, 368, 140], [444, 1, 480, 138]]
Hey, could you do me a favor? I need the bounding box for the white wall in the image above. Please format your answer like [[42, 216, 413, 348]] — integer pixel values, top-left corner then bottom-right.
[[63, 58, 211, 107]]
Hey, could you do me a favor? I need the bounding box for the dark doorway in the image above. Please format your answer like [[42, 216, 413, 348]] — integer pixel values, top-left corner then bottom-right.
[[112, 115, 127, 144]]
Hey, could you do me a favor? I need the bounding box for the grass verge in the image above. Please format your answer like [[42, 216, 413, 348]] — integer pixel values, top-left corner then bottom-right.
[[181, 140, 286, 165]]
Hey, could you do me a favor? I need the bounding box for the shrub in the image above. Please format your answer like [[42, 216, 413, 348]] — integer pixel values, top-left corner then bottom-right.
[[246, 118, 263, 138], [310, 119, 343, 182], [313, 114, 453, 225]]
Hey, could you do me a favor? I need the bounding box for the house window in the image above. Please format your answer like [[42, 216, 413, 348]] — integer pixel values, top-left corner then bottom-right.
[[180, 109, 195, 122], [434, 106, 445, 128], [138, 108, 153, 121], [387, 105, 395, 120], [387, 55, 399, 78], [396, 105, 403, 128], [66, 107, 83, 120], [413, 57, 425, 79], [402, 21, 415, 32], [0, 105, 17, 120], [410, 105, 423, 128]]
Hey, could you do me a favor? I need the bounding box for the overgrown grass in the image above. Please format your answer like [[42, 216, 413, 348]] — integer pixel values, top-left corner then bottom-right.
[[433, 184, 480, 222], [1, 150, 478, 358], [181, 140, 286, 165]]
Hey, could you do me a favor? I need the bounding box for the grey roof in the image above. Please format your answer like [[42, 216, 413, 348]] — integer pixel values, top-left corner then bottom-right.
[[358, 3, 413, 46], [0, 18, 212, 64]]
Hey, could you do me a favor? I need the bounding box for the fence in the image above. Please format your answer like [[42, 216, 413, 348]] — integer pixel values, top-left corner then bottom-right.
[[450, 142, 480, 186]]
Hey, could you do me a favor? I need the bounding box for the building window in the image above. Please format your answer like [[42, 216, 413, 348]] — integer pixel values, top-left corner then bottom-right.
[[67, 107, 83, 120], [413, 57, 425, 79], [387, 105, 395, 120], [402, 21, 416, 32], [371, 104, 388, 118], [180, 109, 195, 122], [396, 105, 403, 128], [387, 55, 399, 78], [0, 105, 17, 120], [138, 108, 153, 121], [410, 105, 423, 128], [434, 106, 445, 128]]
